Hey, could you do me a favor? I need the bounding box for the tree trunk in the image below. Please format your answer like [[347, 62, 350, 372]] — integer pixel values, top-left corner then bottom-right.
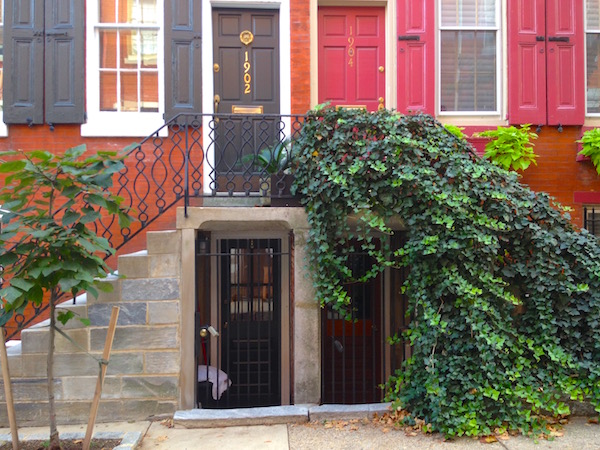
[[48, 290, 61, 450]]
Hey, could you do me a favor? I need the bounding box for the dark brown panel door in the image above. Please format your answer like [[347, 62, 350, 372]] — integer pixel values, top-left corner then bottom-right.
[[212, 9, 280, 179], [213, 9, 279, 115]]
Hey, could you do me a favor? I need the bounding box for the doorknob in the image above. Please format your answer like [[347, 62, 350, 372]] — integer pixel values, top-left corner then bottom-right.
[[378, 97, 385, 111], [214, 94, 220, 113]]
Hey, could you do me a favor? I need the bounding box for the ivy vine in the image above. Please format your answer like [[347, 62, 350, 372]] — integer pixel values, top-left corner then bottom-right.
[[291, 106, 600, 438]]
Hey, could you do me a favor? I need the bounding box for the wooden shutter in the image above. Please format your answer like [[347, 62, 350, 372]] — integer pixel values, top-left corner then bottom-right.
[[44, 0, 84, 124], [164, 0, 202, 121], [3, 0, 44, 124], [396, 0, 434, 115], [545, 0, 584, 126], [508, 0, 546, 125]]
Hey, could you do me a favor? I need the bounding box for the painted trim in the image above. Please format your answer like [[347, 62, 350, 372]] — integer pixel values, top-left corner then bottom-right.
[[574, 192, 600, 204]]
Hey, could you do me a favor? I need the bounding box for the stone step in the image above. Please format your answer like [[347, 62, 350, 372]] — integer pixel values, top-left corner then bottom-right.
[[173, 403, 392, 428]]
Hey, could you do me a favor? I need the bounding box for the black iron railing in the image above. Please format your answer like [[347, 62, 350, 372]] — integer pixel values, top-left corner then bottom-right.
[[3, 113, 306, 340]]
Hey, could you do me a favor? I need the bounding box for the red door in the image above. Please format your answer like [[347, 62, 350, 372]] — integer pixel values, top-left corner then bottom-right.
[[318, 7, 385, 112]]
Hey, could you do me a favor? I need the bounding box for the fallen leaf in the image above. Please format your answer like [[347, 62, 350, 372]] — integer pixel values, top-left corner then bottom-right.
[[479, 436, 498, 444], [157, 435, 169, 442], [588, 417, 599, 424]]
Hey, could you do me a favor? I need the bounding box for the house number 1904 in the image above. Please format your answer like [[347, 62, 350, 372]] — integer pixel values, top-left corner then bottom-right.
[[244, 51, 251, 94]]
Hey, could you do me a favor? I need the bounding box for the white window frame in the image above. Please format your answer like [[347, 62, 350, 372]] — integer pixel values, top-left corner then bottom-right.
[[437, 0, 503, 118], [82, 0, 166, 137], [0, 0, 8, 137], [586, 0, 600, 118]]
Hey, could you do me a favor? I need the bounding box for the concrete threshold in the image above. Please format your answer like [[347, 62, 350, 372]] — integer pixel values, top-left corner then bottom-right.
[[173, 403, 392, 428]]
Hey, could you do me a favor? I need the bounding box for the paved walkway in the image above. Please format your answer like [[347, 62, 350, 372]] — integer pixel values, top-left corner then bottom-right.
[[0, 407, 599, 449]]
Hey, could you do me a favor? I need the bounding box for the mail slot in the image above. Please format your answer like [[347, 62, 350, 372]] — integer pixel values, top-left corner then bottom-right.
[[232, 105, 264, 114], [335, 105, 367, 111]]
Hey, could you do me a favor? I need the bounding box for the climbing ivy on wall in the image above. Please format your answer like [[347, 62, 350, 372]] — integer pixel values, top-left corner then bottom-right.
[[292, 105, 600, 438]]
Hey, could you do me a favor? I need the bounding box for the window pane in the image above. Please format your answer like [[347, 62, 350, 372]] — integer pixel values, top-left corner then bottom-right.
[[99, 0, 117, 23], [587, 34, 600, 113], [140, 72, 158, 112], [118, 0, 157, 24], [119, 30, 138, 69], [100, 72, 117, 111], [441, 0, 497, 27], [440, 31, 497, 112], [588, 1, 600, 31], [141, 30, 158, 68], [99, 30, 117, 69], [120, 72, 138, 111]]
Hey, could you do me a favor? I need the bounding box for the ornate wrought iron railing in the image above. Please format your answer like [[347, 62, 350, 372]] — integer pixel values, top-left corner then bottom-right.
[[3, 113, 306, 340]]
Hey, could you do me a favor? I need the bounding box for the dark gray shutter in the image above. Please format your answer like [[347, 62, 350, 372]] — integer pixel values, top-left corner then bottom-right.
[[3, 0, 44, 124], [44, 0, 84, 124], [164, 0, 202, 121]]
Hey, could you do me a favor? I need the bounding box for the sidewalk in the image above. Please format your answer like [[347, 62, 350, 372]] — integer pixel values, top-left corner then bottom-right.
[[139, 416, 600, 450], [1, 408, 599, 449]]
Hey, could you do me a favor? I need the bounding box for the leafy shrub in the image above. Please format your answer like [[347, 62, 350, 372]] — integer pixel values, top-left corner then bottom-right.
[[292, 106, 600, 438], [476, 124, 538, 171], [578, 128, 600, 175]]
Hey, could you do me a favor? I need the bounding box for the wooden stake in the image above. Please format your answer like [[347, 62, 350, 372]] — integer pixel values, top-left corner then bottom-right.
[[0, 327, 19, 450], [83, 306, 120, 450]]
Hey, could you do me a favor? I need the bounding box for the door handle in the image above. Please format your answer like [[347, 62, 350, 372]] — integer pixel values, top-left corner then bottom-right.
[[214, 94, 220, 113]]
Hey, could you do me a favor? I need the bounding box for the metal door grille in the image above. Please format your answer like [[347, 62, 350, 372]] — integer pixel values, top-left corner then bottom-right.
[[196, 235, 287, 408], [322, 233, 409, 404]]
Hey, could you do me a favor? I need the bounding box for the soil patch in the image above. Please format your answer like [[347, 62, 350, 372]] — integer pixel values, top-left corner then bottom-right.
[[0, 438, 121, 449]]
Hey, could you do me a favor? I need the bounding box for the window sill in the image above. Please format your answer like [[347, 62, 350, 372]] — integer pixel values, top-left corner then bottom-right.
[[81, 113, 167, 137]]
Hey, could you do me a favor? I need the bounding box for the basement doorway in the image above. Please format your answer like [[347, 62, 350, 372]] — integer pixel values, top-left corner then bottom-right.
[[196, 233, 290, 408], [322, 233, 409, 404]]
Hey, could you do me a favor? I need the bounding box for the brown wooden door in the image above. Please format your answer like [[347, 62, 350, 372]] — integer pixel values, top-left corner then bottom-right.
[[212, 9, 280, 186], [318, 7, 385, 112], [213, 9, 280, 115]]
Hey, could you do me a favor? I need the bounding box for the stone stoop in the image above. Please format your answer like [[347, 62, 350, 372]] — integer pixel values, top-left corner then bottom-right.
[[0, 229, 184, 427]]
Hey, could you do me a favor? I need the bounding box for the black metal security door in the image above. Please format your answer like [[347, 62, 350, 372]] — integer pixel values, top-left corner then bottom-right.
[[219, 238, 281, 407], [322, 250, 383, 404]]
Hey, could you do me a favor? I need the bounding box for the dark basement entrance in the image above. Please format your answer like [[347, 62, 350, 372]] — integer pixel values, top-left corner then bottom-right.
[[196, 234, 285, 408]]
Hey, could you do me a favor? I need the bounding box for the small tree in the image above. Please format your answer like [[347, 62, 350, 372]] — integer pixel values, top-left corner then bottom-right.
[[0, 145, 132, 449]]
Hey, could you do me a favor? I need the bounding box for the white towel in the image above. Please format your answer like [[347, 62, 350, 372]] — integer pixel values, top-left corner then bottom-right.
[[198, 365, 232, 400]]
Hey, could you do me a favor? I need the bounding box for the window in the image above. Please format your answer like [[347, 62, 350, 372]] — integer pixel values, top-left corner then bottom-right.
[[83, 0, 164, 136], [584, 206, 600, 237], [587, 1, 600, 115], [439, 0, 500, 114]]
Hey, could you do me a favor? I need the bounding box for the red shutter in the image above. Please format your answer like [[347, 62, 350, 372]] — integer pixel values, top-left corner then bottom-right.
[[396, 0, 434, 115], [545, 0, 584, 126], [508, 0, 546, 125]]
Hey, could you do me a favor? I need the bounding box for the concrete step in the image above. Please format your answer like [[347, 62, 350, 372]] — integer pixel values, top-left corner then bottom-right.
[[173, 403, 392, 428]]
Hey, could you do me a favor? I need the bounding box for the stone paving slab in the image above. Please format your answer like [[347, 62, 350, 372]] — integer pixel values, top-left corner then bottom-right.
[[308, 402, 391, 420], [139, 422, 289, 450]]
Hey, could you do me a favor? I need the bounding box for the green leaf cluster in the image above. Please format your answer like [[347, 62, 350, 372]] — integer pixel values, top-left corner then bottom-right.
[[0, 146, 132, 326], [578, 128, 600, 175], [292, 106, 600, 437], [476, 124, 538, 171]]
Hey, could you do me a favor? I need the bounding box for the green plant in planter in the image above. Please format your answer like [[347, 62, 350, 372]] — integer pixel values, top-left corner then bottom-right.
[[475, 124, 538, 171], [244, 139, 292, 175], [443, 123, 467, 140], [578, 128, 600, 174]]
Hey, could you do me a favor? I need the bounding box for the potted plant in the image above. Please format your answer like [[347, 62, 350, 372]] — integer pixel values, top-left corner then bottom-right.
[[577, 128, 600, 174], [243, 139, 301, 206], [474, 124, 538, 171]]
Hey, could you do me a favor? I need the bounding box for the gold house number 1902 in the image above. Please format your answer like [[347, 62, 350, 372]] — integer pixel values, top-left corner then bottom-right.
[[244, 51, 251, 94]]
